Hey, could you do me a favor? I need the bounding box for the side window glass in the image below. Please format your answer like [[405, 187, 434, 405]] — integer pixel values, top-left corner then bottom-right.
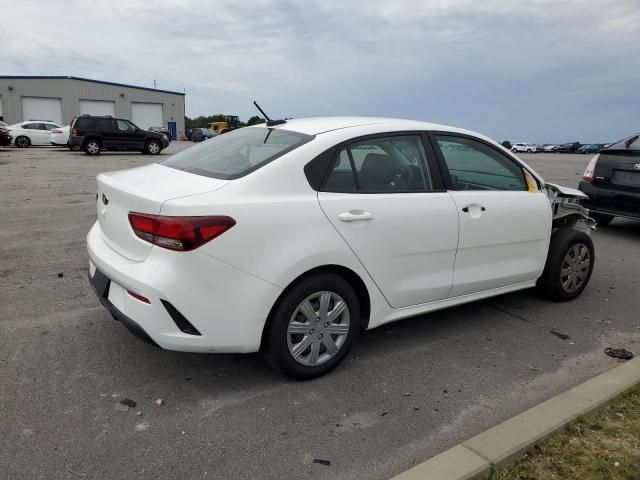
[[43, 123, 56, 131], [97, 119, 114, 131], [324, 148, 357, 192], [116, 120, 135, 132], [435, 135, 526, 191], [353, 136, 432, 192]]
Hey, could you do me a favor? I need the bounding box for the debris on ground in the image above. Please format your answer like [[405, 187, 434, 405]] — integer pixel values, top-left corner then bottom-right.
[[313, 459, 331, 466], [550, 330, 570, 340], [413, 406, 421, 411], [380, 411, 389, 416], [114, 402, 129, 412], [121, 398, 136, 408], [66, 467, 84, 478], [303, 454, 313, 465], [155, 398, 164, 406], [136, 411, 142, 416], [605, 347, 634, 360], [402, 392, 411, 397], [57, 273, 64, 278]]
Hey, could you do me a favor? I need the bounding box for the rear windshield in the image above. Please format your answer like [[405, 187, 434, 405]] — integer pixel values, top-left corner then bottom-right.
[[160, 127, 313, 179]]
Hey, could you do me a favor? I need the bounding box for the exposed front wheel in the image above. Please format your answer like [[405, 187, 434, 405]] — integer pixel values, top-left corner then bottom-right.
[[591, 213, 614, 226], [83, 139, 101, 155], [145, 140, 161, 155], [263, 273, 360, 379], [537, 228, 595, 301], [15, 136, 30, 148]]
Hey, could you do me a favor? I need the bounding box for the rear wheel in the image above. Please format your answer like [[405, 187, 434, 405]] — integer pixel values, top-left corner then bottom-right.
[[263, 273, 360, 379], [145, 139, 161, 155], [83, 139, 101, 155], [537, 228, 595, 301], [591, 213, 614, 226], [15, 136, 30, 148]]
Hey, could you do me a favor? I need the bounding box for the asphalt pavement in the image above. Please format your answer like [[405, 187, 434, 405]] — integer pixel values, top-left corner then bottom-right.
[[1, 144, 639, 480]]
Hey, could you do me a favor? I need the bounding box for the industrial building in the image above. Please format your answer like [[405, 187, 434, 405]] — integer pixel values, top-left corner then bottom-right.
[[0, 76, 185, 139]]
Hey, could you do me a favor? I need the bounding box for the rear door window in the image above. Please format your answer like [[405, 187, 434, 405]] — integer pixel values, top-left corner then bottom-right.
[[323, 135, 435, 193], [161, 127, 313, 179]]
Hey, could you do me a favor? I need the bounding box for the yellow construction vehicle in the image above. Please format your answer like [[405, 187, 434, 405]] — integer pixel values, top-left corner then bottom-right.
[[209, 115, 240, 134]]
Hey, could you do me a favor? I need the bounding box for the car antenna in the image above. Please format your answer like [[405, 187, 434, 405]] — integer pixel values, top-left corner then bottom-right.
[[253, 100, 287, 127]]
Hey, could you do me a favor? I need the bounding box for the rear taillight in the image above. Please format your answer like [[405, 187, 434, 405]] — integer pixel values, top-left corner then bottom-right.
[[582, 154, 600, 182], [51, 129, 63, 134], [128, 213, 235, 251], [71, 128, 78, 136]]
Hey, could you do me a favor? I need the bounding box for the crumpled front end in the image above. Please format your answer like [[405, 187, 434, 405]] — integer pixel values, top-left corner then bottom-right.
[[544, 183, 596, 232]]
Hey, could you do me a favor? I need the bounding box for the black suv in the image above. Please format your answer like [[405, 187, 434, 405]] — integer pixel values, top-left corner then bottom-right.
[[579, 132, 640, 225], [69, 115, 169, 155]]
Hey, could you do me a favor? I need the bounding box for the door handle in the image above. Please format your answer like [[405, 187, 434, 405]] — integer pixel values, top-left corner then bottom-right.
[[338, 210, 373, 222], [462, 205, 486, 213]]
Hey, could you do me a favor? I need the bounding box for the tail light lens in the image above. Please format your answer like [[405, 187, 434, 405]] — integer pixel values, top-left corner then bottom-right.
[[128, 213, 235, 251], [71, 128, 78, 136], [582, 154, 600, 182], [51, 129, 63, 134]]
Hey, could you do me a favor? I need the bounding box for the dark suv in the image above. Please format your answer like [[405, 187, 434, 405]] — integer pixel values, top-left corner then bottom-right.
[[69, 115, 169, 155], [579, 132, 640, 225]]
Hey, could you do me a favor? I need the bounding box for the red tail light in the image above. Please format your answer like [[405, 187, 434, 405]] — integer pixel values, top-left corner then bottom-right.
[[128, 213, 235, 251], [51, 129, 63, 134], [71, 128, 78, 136]]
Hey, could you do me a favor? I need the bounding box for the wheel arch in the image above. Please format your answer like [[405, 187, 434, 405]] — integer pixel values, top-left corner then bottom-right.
[[259, 264, 371, 351]]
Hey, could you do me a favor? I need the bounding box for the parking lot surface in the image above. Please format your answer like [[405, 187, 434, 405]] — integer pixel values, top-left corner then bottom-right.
[[1, 144, 639, 479]]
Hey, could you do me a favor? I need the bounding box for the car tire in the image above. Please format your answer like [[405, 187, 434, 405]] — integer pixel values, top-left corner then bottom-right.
[[526, 149, 532, 153], [263, 273, 360, 379], [537, 227, 595, 302], [83, 139, 101, 155], [68, 144, 81, 152], [145, 139, 162, 155], [15, 136, 31, 148], [591, 213, 614, 226], [512, 148, 517, 153]]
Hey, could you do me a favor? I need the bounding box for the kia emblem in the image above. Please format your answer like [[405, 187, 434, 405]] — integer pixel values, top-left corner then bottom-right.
[[102, 193, 109, 205]]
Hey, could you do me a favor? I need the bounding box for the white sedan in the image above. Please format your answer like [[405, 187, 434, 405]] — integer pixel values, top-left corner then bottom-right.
[[88, 117, 595, 378], [9, 120, 61, 147], [49, 125, 81, 151]]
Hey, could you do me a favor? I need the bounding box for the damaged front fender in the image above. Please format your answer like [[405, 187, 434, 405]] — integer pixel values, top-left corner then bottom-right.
[[544, 182, 596, 232]]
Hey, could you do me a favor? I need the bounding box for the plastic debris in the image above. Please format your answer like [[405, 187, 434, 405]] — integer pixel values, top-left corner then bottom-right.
[[402, 392, 411, 397], [313, 459, 331, 466], [114, 403, 129, 412], [155, 398, 164, 406], [121, 398, 136, 408], [605, 347, 634, 360], [57, 273, 64, 278], [550, 330, 570, 340]]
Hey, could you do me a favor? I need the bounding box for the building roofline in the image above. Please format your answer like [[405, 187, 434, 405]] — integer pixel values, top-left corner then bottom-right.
[[0, 76, 185, 96]]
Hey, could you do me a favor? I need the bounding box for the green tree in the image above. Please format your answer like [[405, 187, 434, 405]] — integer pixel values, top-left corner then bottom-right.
[[246, 116, 266, 126]]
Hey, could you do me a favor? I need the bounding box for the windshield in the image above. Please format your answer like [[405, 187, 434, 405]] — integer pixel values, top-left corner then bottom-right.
[[160, 127, 313, 179]]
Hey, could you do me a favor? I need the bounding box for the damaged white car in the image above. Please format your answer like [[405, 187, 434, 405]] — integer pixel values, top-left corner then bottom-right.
[[88, 117, 595, 379]]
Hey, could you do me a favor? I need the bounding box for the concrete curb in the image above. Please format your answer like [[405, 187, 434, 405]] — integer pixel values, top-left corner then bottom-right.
[[392, 356, 640, 480]]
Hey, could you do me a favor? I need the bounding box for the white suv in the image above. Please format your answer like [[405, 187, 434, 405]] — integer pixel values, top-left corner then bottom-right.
[[511, 143, 538, 153], [8, 121, 61, 147]]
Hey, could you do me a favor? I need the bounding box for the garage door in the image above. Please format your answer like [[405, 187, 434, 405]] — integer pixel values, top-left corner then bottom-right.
[[79, 100, 115, 117], [21, 97, 63, 125], [131, 103, 163, 131]]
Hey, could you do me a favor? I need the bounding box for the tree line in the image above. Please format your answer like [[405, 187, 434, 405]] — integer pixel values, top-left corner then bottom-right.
[[184, 115, 266, 129]]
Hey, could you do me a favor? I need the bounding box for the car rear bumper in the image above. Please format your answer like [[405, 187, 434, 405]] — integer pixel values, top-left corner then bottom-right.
[[0, 136, 11, 146], [86, 221, 282, 353], [69, 136, 84, 147], [579, 181, 640, 219]]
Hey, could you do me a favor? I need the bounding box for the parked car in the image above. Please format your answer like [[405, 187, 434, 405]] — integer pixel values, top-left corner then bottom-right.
[[88, 117, 595, 379], [48, 125, 79, 151], [557, 142, 581, 153], [190, 127, 217, 142], [577, 144, 600, 154], [511, 143, 538, 153], [68, 115, 169, 155], [8, 120, 62, 147], [0, 124, 12, 147], [148, 126, 172, 142], [542, 144, 557, 153], [578, 132, 640, 225]]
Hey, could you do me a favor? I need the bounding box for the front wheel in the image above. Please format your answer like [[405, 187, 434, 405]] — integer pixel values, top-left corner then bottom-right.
[[15, 136, 31, 148], [263, 273, 360, 379], [145, 139, 161, 155], [537, 228, 595, 301]]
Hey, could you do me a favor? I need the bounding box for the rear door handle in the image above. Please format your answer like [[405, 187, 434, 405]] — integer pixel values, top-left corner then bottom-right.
[[338, 210, 373, 222], [462, 205, 486, 213]]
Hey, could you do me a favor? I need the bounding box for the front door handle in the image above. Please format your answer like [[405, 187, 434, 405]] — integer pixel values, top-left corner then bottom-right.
[[338, 210, 373, 222], [462, 204, 486, 218]]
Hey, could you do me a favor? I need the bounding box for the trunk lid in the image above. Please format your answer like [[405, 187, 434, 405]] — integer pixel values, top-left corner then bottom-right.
[[595, 152, 640, 193], [96, 163, 228, 260]]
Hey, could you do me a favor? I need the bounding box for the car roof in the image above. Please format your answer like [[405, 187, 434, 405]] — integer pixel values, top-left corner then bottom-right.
[[262, 116, 480, 137]]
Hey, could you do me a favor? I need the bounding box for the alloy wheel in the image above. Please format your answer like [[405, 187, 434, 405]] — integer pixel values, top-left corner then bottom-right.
[[86, 141, 100, 154], [560, 243, 591, 293], [287, 291, 350, 367], [148, 142, 160, 154]]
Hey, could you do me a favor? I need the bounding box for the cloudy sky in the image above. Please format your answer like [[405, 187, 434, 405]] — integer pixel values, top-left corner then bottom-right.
[[2, 0, 639, 142]]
